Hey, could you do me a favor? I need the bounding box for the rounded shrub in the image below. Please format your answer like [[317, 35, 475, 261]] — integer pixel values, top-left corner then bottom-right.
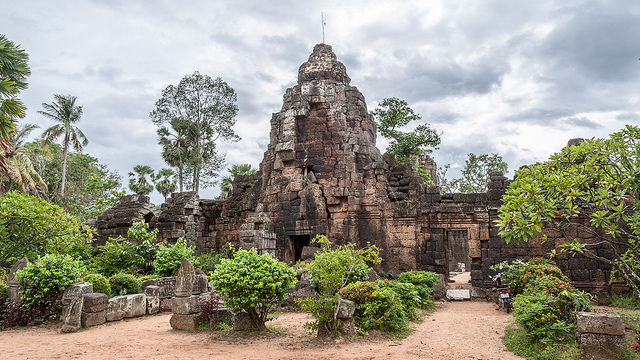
[[109, 273, 141, 296], [153, 238, 195, 277], [83, 273, 112, 298], [397, 270, 439, 287], [15, 254, 86, 309]]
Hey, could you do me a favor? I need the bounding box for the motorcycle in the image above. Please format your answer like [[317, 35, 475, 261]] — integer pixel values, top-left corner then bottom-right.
[[490, 272, 512, 313]]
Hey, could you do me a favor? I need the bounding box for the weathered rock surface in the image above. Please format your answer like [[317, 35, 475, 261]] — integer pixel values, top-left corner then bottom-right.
[[175, 258, 195, 297], [336, 299, 355, 319], [106, 296, 127, 321], [5, 257, 28, 302], [81, 310, 106, 327], [576, 311, 625, 336], [169, 313, 204, 331], [171, 295, 200, 315], [124, 294, 146, 318], [61, 294, 83, 333], [62, 282, 93, 306], [82, 293, 108, 313]]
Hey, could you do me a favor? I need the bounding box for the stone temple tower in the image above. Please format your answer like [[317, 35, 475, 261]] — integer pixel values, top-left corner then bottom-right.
[[258, 44, 387, 263]]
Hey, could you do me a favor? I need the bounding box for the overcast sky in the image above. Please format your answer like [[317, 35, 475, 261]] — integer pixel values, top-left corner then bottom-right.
[[4, 1, 639, 203]]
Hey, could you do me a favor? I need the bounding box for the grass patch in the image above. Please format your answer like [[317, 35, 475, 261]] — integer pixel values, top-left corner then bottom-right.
[[609, 295, 640, 310], [503, 323, 583, 360]]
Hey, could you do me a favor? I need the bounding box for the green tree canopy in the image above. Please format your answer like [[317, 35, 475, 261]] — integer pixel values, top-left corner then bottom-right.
[[152, 168, 177, 201], [450, 153, 508, 193], [39, 94, 88, 197], [1, 123, 47, 196], [0, 191, 94, 262], [371, 97, 441, 163], [496, 125, 640, 299], [150, 72, 240, 194], [157, 118, 191, 192], [0, 34, 30, 174], [128, 165, 154, 196]]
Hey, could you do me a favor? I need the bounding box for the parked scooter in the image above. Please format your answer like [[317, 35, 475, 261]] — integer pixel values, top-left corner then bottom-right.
[[490, 272, 512, 313]]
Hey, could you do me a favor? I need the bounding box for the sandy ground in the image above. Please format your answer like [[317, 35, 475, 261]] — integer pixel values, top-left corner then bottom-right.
[[0, 274, 524, 360]]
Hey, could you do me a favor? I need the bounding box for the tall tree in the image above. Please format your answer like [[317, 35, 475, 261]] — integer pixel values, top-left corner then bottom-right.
[[451, 153, 508, 193], [150, 72, 240, 194], [128, 165, 154, 196], [220, 163, 257, 198], [0, 123, 47, 196], [39, 94, 88, 197], [152, 168, 177, 202], [157, 118, 191, 192], [497, 125, 640, 299], [371, 97, 441, 163], [0, 34, 30, 174]]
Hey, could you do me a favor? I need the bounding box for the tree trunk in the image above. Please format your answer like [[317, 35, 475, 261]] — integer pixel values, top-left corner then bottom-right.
[[60, 134, 69, 197], [247, 309, 267, 332]]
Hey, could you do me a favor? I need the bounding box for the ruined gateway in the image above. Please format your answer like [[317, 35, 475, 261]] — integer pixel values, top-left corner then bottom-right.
[[97, 44, 617, 294]]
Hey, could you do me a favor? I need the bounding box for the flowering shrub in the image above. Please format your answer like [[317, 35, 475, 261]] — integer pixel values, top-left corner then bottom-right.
[[360, 287, 408, 332], [497, 258, 569, 296], [512, 294, 574, 344], [340, 281, 378, 304]]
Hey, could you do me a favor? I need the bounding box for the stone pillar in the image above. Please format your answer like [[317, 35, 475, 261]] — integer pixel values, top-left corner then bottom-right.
[[81, 293, 107, 327], [5, 257, 28, 302], [170, 258, 202, 330]]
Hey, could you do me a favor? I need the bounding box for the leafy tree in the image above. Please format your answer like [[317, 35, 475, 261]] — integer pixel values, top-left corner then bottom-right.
[[152, 168, 177, 202], [0, 34, 30, 175], [150, 72, 240, 194], [450, 153, 508, 193], [1, 123, 47, 196], [153, 238, 195, 277], [128, 165, 154, 196], [496, 125, 640, 299], [39, 94, 88, 196], [220, 163, 257, 198], [436, 164, 455, 193], [299, 235, 381, 337], [29, 143, 123, 220], [157, 118, 191, 192], [210, 248, 296, 332], [371, 97, 441, 163], [0, 191, 94, 262]]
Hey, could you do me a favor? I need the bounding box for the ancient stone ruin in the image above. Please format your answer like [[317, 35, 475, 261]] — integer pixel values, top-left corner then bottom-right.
[[95, 44, 620, 296]]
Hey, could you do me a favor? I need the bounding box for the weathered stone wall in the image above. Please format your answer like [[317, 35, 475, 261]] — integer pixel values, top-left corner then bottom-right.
[[94, 195, 157, 246]]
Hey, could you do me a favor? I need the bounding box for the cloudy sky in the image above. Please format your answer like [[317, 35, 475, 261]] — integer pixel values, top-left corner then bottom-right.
[[4, 1, 639, 203]]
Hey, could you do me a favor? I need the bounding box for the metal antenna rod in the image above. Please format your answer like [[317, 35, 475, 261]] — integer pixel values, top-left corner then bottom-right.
[[321, 12, 326, 43]]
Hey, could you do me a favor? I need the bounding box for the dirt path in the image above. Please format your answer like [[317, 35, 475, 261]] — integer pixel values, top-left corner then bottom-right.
[[0, 300, 522, 360]]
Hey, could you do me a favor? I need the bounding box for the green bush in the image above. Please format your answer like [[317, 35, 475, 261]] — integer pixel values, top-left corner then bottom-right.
[[109, 273, 141, 296], [14, 254, 86, 320], [396, 271, 437, 308], [210, 248, 296, 332], [0, 191, 94, 263], [195, 244, 236, 275], [377, 280, 421, 318], [91, 222, 162, 276], [298, 235, 381, 337], [83, 273, 112, 298], [340, 281, 378, 304], [0, 282, 7, 303], [92, 237, 138, 276], [496, 258, 570, 296], [512, 294, 576, 344], [360, 287, 408, 332], [153, 238, 195, 277], [397, 270, 439, 287]]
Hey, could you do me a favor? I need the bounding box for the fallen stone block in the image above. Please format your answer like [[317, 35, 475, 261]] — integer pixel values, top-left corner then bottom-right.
[[170, 313, 204, 331], [62, 282, 93, 306], [147, 295, 160, 315], [61, 293, 84, 333], [339, 317, 356, 335], [446, 289, 471, 301], [106, 296, 127, 321], [336, 299, 355, 319], [578, 333, 627, 355], [81, 310, 106, 327], [172, 295, 200, 315], [124, 294, 146, 318], [576, 312, 625, 336], [83, 293, 108, 313]]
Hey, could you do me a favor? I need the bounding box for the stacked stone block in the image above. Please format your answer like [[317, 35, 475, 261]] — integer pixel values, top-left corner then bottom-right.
[[81, 293, 108, 327], [170, 258, 202, 330], [576, 312, 627, 354]]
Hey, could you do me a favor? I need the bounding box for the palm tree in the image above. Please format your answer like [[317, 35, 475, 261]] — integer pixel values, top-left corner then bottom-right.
[[0, 123, 47, 195], [220, 163, 256, 198], [128, 165, 154, 196], [0, 35, 31, 175], [39, 94, 88, 196], [152, 168, 177, 202], [158, 118, 191, 192]]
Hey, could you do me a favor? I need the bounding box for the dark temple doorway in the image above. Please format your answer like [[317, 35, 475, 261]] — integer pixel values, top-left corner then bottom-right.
[[289, 235, 311, 262]]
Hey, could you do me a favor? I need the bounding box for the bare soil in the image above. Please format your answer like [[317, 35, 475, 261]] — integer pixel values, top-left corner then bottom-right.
[[0, 273, 524, 360]]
